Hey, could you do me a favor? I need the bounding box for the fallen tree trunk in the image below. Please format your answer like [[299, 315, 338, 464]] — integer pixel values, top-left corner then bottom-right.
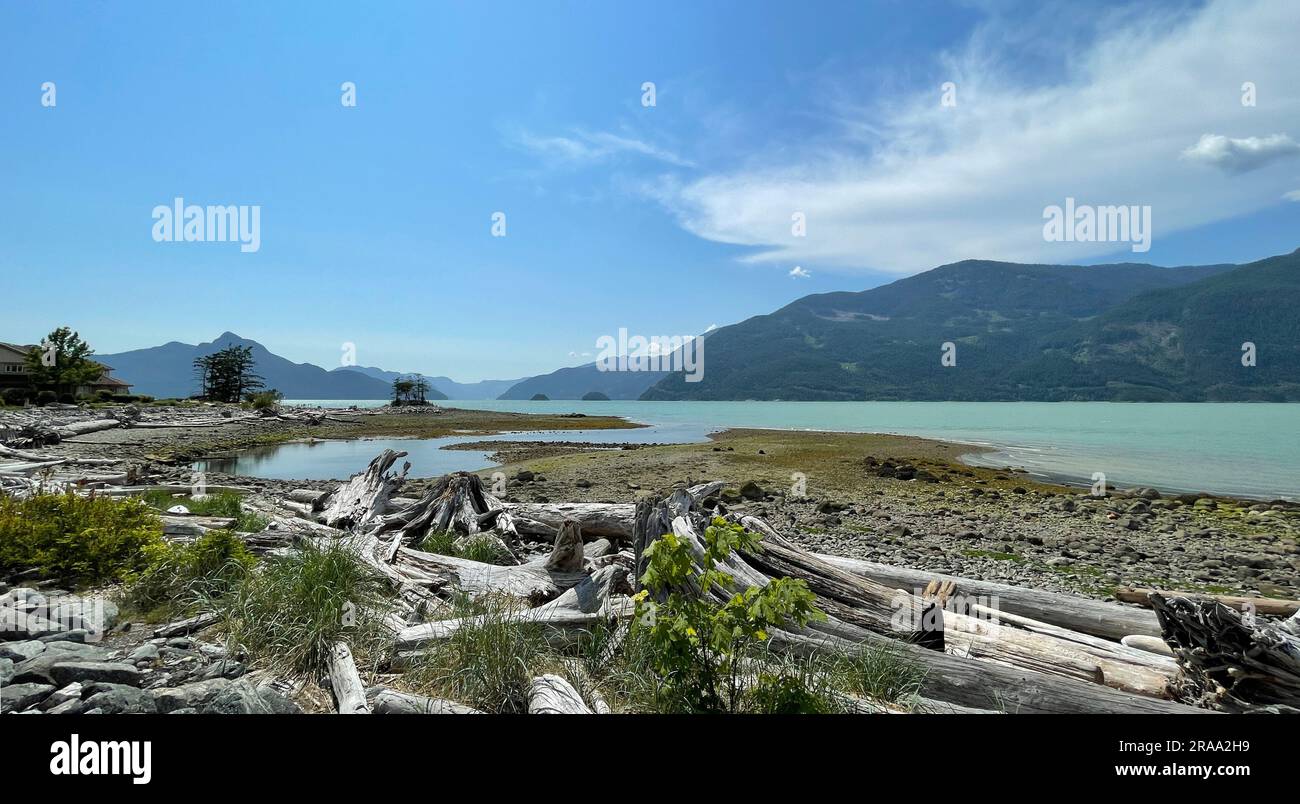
[[1119, 586, 1300, 618], [628, 488, 1195, 711], [504, 502, 636, 542], [396, 565, 629, 650], [816, 553, 1163, 640], [326, 642, 371, 714], [528, 674, 594, 714], [393, 546, 587, 605]]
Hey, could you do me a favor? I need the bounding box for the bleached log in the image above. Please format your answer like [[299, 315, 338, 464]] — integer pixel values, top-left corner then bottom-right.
[[367, 687, 482, 714], [1119, 586, 1300, 618], [396, 565, 629, 649], [504, 502, 636, 541], [528, 674, 594, 714], [51, 419, 123, 438], [815, 554, 1163, 640], [326, 642, 371, 714], [393, 546, 584, 604]]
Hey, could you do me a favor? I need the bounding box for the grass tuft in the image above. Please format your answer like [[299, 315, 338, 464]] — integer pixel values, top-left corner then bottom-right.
[[217, 539, 391, 675]]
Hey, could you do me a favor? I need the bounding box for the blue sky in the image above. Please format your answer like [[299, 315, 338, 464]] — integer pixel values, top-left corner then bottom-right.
[[2, 0, 1298, 381]]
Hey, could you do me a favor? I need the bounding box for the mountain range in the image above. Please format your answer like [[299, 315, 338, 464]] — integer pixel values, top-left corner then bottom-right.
[[92, 249, 1300, 402], [643, 249, 1300, 402]]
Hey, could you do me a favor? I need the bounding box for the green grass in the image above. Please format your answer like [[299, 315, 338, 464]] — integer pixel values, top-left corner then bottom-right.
[[140, 490, 268, 532], [121, 529, 257, 619], [217, 539, 392, 676], [417, 530, 512, 564], [403, 592, 551, 713]]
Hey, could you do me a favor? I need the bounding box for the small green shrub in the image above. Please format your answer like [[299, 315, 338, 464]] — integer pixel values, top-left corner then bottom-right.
[[123, 529, 257, 617], [218, 539, 391, 675], [0, 492, 163, 585], [631, 517, 825, 713], [246, 390, 283, 410], [2, 387, 30, 406], [35, 390, 57, 406]]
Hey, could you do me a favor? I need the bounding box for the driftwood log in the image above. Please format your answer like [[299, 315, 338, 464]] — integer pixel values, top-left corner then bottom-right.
[[1120, 586, 1300, 618]]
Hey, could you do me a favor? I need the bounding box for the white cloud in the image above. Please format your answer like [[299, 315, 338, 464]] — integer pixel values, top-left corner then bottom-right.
[[654, 0, 1300, 274], [789, 266, 811, 279], [516, 129, 693, 168], [1284, 189, 1300, 202], [1182, 134, 1300, 174]]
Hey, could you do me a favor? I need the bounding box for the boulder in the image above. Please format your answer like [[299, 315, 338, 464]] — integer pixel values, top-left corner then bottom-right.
[[50, 661, 142, 688], [81, 683, 158, 714], [153, 678, 234, 713], [1, 682, 55, 713]]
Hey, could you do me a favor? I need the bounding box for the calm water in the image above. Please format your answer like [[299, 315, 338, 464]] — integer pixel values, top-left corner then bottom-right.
[[214, 400, 1300, 499]]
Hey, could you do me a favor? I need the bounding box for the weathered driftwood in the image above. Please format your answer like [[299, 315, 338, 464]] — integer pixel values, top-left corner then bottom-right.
[[326, 642, 371, 714], [366, 687, 482, 714], [537, 519, 585, 572], [320, 449, 409, 530], [630, 488, 1199, 713], [816, 553, 1163, 640], [396, 565, 630, 650], [528, 674, 594, 714], [504, 502, 636, 542], [1151, 593, 1300, 712], [393, 546, 586, 605], [371, 472, 516, 561], [153, 612, 220, 638], [1119, 586, 1300, 618]]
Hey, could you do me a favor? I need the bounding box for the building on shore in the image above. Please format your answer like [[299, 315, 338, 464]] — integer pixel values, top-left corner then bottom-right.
[[0, 341, 134, 397]]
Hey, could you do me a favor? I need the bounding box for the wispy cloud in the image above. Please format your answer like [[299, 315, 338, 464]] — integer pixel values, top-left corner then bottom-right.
[[1285, 189, 1300, 202], [789, 266, 811, 279], [515, 129, 693, 168], [1182, 134, 1300, 174], [652, 0, 1300, 274]]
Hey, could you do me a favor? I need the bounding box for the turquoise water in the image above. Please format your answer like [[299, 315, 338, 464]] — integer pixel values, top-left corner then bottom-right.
[[259, 400, 1300, 498]]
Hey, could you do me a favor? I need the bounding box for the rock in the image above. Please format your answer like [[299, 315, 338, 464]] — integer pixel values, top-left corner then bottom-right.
[[1, 682, 55, 713], [81, 683, 157, 714], [739, 481, 765, 501], [40, 629, 89, 644], [153, 678, 233, 713], [575, 479, 591, 488], [0, 639, 44, 663], [50, 661, 142, 688], [45, 698, 85, 715], [200, 680, 298, 714], [128, 643, 161, 664], [12, 644, 111, 684], [40, 682, 83, 710], [515, 470, 534, 482], [167, 504, 191, 514]]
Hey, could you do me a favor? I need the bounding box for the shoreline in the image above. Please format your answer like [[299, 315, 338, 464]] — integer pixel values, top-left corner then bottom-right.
[[7, 403, 1297, 602]]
